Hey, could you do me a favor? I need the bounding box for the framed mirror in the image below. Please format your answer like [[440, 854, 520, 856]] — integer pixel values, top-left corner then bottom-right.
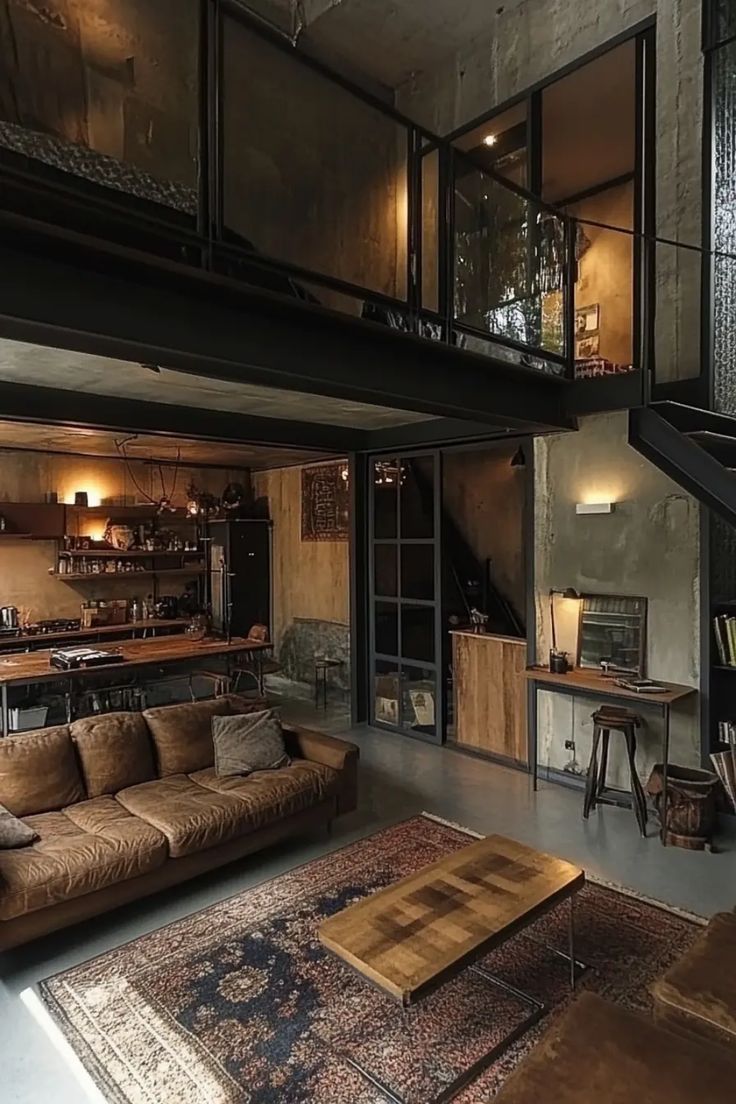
[[577, 594, 647, 675]]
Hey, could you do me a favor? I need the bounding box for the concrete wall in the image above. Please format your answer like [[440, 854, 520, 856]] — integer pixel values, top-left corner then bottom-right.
[[251, 463, 350, 659], [396, 0, 702, 383], [534, 412, 700, 786], [0, 451, 243, 622], [1, 0, 199, 187]]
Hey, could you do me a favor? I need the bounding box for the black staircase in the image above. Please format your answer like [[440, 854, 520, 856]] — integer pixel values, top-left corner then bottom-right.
[[629, 402, 736, 528]]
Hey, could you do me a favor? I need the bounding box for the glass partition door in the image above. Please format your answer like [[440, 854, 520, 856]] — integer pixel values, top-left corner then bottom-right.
[[369, 453, 442, 743]]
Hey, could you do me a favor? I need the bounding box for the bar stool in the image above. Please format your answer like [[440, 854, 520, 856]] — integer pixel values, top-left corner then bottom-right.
[[583, 706, 648, 835]]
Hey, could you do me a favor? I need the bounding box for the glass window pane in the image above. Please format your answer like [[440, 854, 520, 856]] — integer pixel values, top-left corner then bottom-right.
[[568, 183, 635, 378], [401, 665, 437, 737], [222, 16, 407, 300], [453, 162, 568, 357], [374, 459, 399, 538], [401, 605, 435, 664], [401, 544, 435, 601], [0, 0, 199, 212], [374, 601, 399, 657], [374, 660, 399, 726], [400, 457, 434, 538], [374, 544, 397, 597]]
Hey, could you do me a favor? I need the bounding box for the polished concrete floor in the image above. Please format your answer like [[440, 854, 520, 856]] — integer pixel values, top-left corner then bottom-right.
[[3, 704, 735, 1103]]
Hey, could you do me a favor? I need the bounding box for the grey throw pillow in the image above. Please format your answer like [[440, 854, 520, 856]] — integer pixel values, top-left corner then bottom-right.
[[0, 802, 38, 849], [212, 709, 290, 777]]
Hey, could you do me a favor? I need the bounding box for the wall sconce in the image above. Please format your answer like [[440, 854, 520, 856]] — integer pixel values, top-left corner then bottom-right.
[[576, 502, 615, 515], [510, 446, 526, 468], [74, 491, 89, 507], [549, 587, 581, 673]]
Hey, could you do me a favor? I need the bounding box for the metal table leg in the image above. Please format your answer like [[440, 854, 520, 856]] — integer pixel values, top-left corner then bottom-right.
[[569, 895, 576, 992], [661, 702, 671, 847]]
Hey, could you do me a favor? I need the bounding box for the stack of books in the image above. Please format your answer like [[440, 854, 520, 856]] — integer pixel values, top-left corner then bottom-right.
[[712, 724, 736, 812], [713, 614, 736, 666]]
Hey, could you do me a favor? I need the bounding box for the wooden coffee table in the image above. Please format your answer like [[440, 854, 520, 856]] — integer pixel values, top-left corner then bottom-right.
[[319, 834, 585, 1103]]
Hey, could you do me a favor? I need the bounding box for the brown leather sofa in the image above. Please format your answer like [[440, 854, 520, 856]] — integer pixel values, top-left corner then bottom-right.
[[0, 695, 358, 950]]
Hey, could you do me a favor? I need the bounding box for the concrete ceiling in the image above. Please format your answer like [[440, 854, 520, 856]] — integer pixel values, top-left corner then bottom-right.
[[0, 420, 332, 471], [0, 338, 434, 432], [245, 0, 528, 91]]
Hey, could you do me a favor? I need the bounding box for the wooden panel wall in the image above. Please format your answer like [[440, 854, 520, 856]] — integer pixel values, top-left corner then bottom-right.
[[252, 464, 350, 652], [453, 631, 528, 763]]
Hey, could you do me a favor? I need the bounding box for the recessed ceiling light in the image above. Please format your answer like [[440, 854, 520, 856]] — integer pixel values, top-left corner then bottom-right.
[[483, 134, 497, 147]]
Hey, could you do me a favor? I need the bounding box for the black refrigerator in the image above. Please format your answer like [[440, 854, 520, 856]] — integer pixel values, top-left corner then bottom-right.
[[208, 520, 272, 638]]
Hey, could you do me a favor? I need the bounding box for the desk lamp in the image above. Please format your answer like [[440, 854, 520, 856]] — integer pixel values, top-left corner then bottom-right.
[[549, 587, 580, 673]]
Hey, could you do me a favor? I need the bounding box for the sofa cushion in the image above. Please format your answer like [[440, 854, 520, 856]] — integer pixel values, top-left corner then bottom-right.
[[212, 709, 289, 776], [71, 712, 156, 798], [492, 991, 736, 1104], [115, 775, 258, 858], [0, 796, 168, 921], [0, 725, 85, 817], [652, 911, 736, 1051], [190, 759, 339, 828], [116, 760, 338, 858], [143, 698, 231, 776]]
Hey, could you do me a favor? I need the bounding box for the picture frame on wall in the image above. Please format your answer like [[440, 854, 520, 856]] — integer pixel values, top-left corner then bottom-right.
[[301, 462, 349, 542], [574, 303, 600, 360]]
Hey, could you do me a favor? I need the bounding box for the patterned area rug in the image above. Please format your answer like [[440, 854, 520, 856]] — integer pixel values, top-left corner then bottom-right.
[[38, 815, 702, 1104]]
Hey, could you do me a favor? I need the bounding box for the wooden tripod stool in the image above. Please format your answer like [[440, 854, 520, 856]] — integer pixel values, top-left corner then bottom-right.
[[583, 706, 648, 835]]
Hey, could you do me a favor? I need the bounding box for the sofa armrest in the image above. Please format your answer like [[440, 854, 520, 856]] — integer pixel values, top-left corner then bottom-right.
[[284, 726, 359, 815]]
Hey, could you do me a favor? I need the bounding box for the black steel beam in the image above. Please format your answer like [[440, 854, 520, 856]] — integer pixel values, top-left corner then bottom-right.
[[363, 418, 519, 452], [629, 406, 736, 527], [0, 380, 358, 453], [0, 234, 572, 432]]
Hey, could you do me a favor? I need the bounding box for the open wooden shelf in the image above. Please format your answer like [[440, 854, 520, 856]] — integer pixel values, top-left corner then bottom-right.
[[59, 549, 204, 558], [53, 568, 206, 582]]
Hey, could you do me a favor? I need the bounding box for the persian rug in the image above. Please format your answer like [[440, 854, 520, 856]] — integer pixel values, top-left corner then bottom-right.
[[35, 815, 703, 1104]]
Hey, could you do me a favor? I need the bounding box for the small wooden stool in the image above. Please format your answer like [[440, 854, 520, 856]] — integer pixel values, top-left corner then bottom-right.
[[583, 706, 648, 835]]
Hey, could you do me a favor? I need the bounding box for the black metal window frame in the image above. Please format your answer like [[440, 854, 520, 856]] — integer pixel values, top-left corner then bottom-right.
[[432, 18, 656, 389], [367, 450, 444, 744]]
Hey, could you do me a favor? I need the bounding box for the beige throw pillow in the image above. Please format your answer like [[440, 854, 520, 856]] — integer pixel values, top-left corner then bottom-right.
[[212, 710, 290, 777], [0, 802, 38, 849]]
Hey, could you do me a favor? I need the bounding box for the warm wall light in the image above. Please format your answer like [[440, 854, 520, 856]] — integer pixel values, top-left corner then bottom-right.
[[74, 491, 89, 507], [575, 502, 615, 515], [482, 134, 497, 147]]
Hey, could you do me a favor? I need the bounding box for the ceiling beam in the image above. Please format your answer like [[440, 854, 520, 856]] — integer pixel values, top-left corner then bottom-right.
[[0, 381, 359, 453], [0, 235, 573, 432]]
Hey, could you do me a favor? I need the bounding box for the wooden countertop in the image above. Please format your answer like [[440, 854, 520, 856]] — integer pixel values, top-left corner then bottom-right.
[[0, 619, 186, 648], [0, 635, 269, 687], [525, 665, 695, 706], [450, 630, 526, 646]]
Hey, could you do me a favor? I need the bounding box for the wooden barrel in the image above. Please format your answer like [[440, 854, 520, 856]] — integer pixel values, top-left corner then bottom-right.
[[646, 764, 721, 850]]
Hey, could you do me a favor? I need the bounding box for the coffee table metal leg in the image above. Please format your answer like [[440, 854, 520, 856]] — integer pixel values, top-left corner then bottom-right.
[[569, 895, 576, 992], [334, 968, 547, 1104]]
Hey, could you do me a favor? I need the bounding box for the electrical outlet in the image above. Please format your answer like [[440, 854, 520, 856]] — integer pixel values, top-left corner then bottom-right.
[[564, 739, 576, 751]]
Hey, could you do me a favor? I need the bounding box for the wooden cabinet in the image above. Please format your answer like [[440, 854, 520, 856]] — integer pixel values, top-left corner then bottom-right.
[[452, 631, 527, 764]]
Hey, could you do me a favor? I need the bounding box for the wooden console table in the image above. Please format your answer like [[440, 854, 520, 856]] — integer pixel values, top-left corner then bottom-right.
[[525, 666, 696, 845]]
